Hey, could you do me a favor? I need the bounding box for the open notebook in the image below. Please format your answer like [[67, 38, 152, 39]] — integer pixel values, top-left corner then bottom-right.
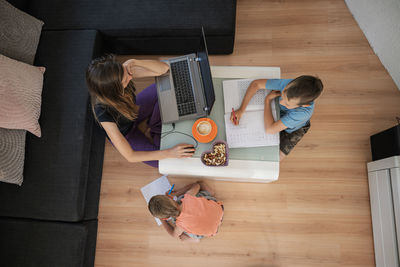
[[223, 79, 280, 148]]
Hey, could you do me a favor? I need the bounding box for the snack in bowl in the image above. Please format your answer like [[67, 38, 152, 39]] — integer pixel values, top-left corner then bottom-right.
[[201, 141, 229, 167]]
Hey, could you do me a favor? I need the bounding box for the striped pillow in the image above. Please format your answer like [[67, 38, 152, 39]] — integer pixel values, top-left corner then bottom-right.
[[0, 54, 44, 137], [0, 128, 26, 185]]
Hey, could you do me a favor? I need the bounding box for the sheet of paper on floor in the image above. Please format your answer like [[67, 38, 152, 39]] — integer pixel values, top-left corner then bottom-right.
[[141, 175, 171, 226]]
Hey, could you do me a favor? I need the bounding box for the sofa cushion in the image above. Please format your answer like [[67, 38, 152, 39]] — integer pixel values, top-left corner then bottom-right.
[[25, 0, 236, 54], [0, 128, 26, 186], [0, 0, 43, 64], [0, 30, 104, 222], [0, 55, 45, 137], [0, 217, 98, 267]]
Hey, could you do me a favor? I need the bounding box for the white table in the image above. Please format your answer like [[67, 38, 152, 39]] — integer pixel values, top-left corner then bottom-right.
[[159, 66, 281, 183]]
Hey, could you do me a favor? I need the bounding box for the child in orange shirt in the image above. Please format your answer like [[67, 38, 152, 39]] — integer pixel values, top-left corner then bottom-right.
[[148, 181, 223, 242]]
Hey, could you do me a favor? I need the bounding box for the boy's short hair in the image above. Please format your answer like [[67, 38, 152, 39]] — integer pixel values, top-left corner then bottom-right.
[[148, 195, 180, 219], [285, 75, 323, 105]]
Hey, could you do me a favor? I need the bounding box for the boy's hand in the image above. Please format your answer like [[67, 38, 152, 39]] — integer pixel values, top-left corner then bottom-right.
[[230, 109, 244, 125], [266, 90, 281, 101]]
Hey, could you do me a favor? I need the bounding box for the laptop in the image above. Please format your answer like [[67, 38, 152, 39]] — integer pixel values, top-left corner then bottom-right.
[[155, 27, 215, 124]]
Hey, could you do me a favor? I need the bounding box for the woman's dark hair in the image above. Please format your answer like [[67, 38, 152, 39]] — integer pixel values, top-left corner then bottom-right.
[[86, 54, 139, 122], [285, 75, 323, 105]]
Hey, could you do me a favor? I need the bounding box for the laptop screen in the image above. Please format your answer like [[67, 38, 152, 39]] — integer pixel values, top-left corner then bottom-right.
[[197, 27, 215, 115]]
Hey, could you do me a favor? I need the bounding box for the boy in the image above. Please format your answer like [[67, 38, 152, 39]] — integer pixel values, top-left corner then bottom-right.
[[230, 76, 323, 160], [148, 181, 223, 242]]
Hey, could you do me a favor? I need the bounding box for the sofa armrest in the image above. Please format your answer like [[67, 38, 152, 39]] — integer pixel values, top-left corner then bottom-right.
[[0, 217, 98, 267]]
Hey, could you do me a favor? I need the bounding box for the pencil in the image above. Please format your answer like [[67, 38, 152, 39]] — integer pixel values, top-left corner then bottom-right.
[[232, 108, 237, 125], [168, 184, 175, 195]]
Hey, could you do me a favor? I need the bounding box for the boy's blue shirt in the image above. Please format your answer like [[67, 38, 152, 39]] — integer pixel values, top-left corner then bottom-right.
[[265, 79, 314, 133]]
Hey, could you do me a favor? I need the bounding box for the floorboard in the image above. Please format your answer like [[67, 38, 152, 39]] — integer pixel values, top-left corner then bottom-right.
[[95, 0, 400, 266]]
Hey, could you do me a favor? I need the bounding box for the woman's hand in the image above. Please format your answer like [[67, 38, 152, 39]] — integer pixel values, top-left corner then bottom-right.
[[167, 144, 195, 158], [159, 61, 169, 75], [123, 59, 136, 75], [230, 108, 244, 125]]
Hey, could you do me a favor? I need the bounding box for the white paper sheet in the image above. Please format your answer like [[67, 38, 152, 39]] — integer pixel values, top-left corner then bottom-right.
[[224, 111, 279, 148], [140, 175, 172, 226], [223, 78, 272, 114], [223, 78, 280, 148]]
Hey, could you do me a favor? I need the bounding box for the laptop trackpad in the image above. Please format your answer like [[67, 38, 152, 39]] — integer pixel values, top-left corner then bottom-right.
[[159, 75, 171, 92]]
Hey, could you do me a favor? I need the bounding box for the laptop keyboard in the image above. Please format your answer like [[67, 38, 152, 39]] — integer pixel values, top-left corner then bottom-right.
[[170, 60, 197, 116]]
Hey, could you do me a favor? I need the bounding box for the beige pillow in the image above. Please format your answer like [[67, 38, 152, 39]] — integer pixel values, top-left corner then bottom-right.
[[0, 54, 45, 137], [0, 128, 26, 186], [0, 0, 44, 64]]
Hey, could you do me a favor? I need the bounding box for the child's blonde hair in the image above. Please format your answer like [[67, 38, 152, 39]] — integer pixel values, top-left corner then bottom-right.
[[148, 195, 180, 218]]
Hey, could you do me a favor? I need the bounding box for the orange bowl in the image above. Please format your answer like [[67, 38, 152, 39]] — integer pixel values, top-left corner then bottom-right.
[[192, 118, 218, 143]]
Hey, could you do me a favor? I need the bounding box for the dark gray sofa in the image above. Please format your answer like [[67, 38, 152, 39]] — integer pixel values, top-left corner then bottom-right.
[[12, 0, 236, 55], [0, 29, 105, 267], [0, 0, 236, 266]]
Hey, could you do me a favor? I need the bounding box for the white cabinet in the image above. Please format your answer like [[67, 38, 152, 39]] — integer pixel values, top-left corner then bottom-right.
[[391, 168, 400, 258], [368, 156, 400, 267]]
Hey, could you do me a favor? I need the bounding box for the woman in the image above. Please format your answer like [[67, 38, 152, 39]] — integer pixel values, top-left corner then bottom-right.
[[86, 55, 195, 167]]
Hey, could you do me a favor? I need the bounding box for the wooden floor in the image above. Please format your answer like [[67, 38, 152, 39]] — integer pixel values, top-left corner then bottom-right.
[[95, 0, 400, 266]]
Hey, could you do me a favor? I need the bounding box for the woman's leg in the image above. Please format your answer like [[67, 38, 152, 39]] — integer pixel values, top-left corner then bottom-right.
[[125, 126, 160, 168], [148, 99, 161, 134], [135, 83, 161, 136], [136, 84, 159, 123]]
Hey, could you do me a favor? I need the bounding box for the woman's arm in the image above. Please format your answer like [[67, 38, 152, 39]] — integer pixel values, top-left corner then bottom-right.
[[101, 122, 195, 162], [124, 59, 169, 78], [230, 79, 268, 125]]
